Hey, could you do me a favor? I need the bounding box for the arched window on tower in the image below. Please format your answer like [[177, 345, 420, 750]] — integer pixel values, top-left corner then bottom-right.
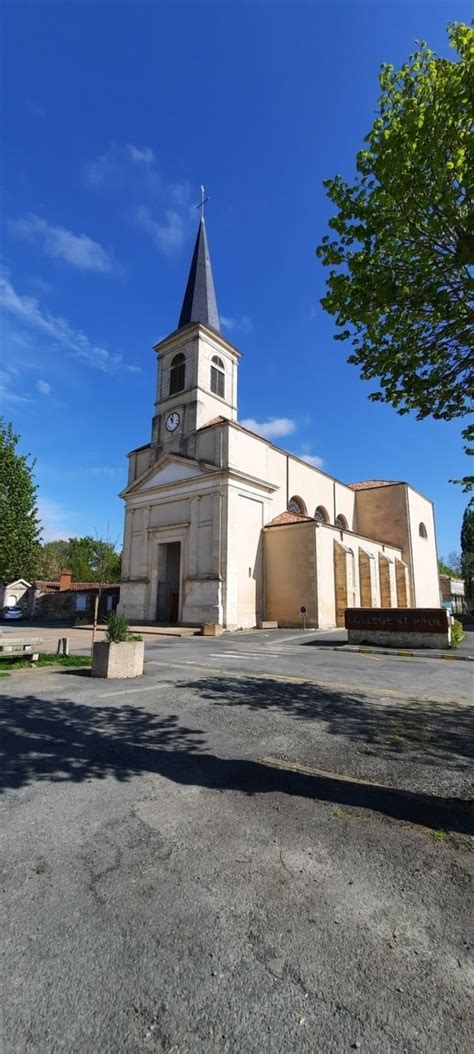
[[169, 353, 185, 396], [335, 513, 348, 530], [288, 496, 307, 515], [314, 506, 329, 524], [210, 355, 225, 398], [419, 522, 428, 539]]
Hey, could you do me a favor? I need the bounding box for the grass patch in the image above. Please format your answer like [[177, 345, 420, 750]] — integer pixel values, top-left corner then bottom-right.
[[0, 652, 91, 673], [431, 829, 447, 842], [451, 619, 464, 648]]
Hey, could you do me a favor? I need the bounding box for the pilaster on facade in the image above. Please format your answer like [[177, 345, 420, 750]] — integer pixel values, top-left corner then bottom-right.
[[121, 509, 133, 579], [188, 496, 201, 578]]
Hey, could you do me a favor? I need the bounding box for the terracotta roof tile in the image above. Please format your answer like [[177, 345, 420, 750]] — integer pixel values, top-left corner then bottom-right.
[[35, 580, 119, 592], [266, 511, 314, 527], [67, 583, 119, 592], [348, 479, 402, 491]]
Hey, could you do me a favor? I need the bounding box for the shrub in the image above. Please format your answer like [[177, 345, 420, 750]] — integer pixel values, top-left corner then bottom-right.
[[105, 611, 142, 643], [106, 612, 131, 643], [451, 619, 464, 647]]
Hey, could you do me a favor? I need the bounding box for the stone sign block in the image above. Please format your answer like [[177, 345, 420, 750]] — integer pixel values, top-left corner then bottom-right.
[[345, 608, 450, 649]]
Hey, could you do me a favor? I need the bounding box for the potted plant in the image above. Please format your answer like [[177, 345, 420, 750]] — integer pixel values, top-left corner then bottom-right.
[[91, 612, 144, 679]]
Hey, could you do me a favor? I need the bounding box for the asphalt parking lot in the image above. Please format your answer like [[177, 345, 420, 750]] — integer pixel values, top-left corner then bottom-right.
[[1, 632, 473, 1053]]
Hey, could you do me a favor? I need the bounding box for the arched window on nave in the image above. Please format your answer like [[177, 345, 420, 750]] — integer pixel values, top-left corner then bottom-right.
[[288, 496, 307, 515]]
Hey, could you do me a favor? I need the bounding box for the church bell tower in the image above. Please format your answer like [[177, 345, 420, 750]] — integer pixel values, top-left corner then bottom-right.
[[150, 214, 241, 462]]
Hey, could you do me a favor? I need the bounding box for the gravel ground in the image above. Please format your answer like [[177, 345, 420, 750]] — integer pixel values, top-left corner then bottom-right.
[[1, 654, 473, 1054]]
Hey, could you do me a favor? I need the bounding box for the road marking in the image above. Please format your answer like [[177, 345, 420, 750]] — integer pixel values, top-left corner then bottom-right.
[[97, 684, 165, 699], [206, 649, 307, 659], [207, 652, 269, 660]]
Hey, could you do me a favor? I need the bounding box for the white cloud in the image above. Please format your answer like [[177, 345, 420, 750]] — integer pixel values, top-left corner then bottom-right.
[[84, 144, 161, 192], [135, 205, 185, 255], [36, 379, 51, 396], [127, 144, 155, 164], [240, 417, 296, 440], [26, 276, 55, 297], [220, 314, 253, 334], [0, 272, 125, 373], [37, 497, 75, 542], [0, 369, 31, 405], [299, 452, 324, 469], [84, 149, 118, 188], [82, 466, 123, 479], [11, 213, 118, 274], [170, 181, 192, 208], [84, 145, 194, 256]]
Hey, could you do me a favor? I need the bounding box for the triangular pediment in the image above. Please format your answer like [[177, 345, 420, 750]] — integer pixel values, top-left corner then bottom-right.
[[121, 453, 217, 498]]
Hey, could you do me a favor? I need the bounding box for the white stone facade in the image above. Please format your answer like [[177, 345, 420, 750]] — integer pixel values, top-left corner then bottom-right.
[[119, 332, 441, 629], [119, 224, 441, 630]]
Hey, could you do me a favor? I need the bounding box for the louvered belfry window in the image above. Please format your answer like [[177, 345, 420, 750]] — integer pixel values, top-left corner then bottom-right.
[[210, 355, 225, 398], [169, 353, 185, 395]]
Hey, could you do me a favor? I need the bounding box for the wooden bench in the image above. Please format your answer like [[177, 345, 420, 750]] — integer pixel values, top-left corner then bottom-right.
[[0, 637, 44, 664]]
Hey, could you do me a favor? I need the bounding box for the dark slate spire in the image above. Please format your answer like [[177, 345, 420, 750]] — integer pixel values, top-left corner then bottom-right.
[[178, 218, 220, 332]]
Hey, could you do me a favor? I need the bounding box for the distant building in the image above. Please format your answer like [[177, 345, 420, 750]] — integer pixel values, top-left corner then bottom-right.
[[119, 218, 441, 629], [1, 571, 119, 621], [0, 578, 32, 614], [439, 574, 466, 615]]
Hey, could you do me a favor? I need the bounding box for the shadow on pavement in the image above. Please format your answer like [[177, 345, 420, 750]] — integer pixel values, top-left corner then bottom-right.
[[301, 632, 347, 647], [1, 690, 472, 834], [181, 675, 474, 772]]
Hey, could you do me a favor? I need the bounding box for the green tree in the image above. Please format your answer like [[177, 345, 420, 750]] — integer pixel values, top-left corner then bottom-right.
[[34, 535, 121, 586], [460, 505, 474, 602], [64, 536, 121, 583], [0, 418, 41, 582], [316, 23, 474, 490], [438, 551, 462, 576], [35, 540, 70, 581], [35, 535, 122, 584]]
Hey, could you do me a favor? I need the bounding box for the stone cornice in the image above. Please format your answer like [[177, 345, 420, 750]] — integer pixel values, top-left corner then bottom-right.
[[153, 322, 242, 360]]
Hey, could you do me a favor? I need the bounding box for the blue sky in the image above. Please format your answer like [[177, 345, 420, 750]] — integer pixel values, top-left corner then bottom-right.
[[1, 1, 471, 558]]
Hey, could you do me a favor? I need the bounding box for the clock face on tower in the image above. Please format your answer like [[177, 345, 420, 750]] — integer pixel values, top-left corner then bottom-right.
[[165, 411, 181, 433]]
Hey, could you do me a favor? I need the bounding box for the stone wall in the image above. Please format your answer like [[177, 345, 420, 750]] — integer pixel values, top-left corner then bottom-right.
[[35, 592, 77, 621], [348, 628, 450, 648], [264, 523, 317, 627], [395, 558, 409, 607], [345, 608, 450, 649], [379, 554, 392, 607]]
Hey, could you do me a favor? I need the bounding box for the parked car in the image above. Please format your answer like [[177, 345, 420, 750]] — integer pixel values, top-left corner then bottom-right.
[[2, 607, 24, 620]]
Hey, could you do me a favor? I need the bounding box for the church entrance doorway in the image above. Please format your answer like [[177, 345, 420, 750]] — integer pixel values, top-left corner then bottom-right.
[[156, 542, 181, 623]]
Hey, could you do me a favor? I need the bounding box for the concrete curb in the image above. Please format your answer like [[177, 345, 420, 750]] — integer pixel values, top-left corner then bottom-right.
[[330, 645, 474, 662]]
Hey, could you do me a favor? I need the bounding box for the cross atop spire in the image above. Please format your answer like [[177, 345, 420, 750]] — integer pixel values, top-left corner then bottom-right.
[[196, 184, 209, 220], [178, 209, 220, 333]]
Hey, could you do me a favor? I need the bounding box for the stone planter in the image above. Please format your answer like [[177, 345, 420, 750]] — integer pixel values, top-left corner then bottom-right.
[[201, 623, 224, 637], [91, 639, 144, 679]]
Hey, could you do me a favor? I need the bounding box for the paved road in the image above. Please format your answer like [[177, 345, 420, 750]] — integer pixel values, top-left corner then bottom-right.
[[1, 634, 473, 1053], [143, 629, 473, 702]]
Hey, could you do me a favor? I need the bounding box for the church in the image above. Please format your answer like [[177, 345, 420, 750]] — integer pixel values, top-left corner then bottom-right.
[[119, 218, 440, 629]]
